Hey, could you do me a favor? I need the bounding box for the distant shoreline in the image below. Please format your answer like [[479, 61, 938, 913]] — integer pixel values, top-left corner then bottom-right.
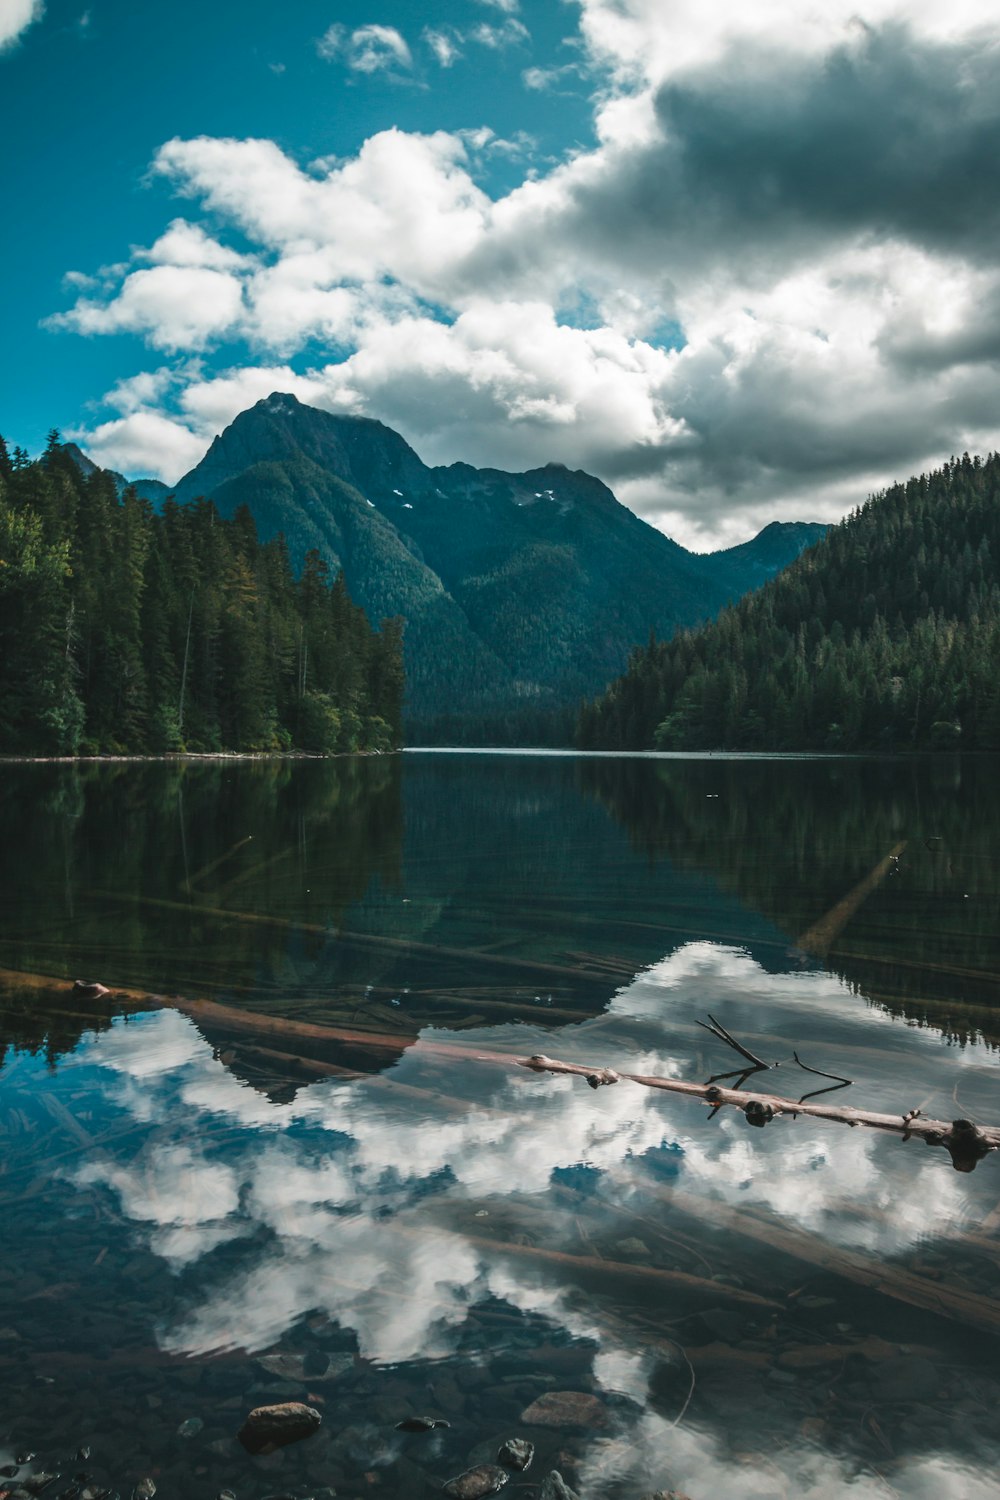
[[0, 749, 394, 765]]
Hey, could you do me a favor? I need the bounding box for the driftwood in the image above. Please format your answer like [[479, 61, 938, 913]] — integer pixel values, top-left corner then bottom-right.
[[519, 1051, 999, 1172], [2, 964, 998, 1173]]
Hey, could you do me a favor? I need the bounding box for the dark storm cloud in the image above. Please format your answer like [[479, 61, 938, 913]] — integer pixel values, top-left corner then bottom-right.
[[493, 21, 1000, 296], [655, 24, 1000, 258]]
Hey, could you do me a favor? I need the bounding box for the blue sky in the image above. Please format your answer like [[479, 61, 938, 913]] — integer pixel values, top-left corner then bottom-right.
[[3, 0, 1000, 546]]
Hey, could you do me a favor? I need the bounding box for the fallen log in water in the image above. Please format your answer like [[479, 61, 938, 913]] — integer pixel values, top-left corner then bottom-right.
[[2, 964, 999, 1173], [517, 1052, 1000, 1173], [658, 1184, 1000, 1338]]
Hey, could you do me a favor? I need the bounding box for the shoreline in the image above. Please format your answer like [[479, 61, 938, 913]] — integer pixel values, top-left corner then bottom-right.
[[0, 748, 395, 765]]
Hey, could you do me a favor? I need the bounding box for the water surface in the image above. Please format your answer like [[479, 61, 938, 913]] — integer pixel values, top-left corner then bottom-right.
[[1, 752, 999, 1499]]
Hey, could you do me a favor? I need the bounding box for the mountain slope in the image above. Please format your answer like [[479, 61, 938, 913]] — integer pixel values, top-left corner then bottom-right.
[[128, 392, 825, 736], [578, 451, 1000, 751], [63, 442, 169, 506]]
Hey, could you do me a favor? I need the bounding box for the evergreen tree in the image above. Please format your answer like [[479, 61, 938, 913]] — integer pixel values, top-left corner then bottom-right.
[[0, 438, 404, 756], [579, 452, 1000, 752]]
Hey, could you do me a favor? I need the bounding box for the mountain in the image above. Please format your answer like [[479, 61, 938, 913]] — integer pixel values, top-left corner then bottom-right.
[[104, 393, 825, 739], [708, 520, 829, 595], [578, 451, 1000, 752], [63, 442, 170, 506]]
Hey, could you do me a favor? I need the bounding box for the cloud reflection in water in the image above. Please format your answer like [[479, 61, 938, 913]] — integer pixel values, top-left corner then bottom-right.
[[61, 941, 1000, 1497]]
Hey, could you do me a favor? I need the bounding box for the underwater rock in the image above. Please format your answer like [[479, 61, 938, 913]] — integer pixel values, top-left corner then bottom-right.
[[442, 1464, 509, 1498], [520, 1391, 607, 1429], [237, 1402, 322, 1454], [539, 1474, 580, 1500], [496, 1438, 533, 1471]]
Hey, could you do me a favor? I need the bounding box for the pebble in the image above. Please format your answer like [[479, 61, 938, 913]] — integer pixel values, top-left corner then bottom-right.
[[177, 1418, 204, 1438], [442, 1465, 509, 1499], [520, 1391, 607, 1429], [216, 1490, 237, 1500], [131, 1482, 156, 1500], [237, 1402, 322, 1455], [24, 1477, 58, 1496], [497, 1438, 533, 1471]]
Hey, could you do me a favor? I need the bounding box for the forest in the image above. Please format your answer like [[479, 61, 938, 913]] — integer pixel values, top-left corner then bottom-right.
[[0, 434, 404, 755], [578, 451, 1000, 752]]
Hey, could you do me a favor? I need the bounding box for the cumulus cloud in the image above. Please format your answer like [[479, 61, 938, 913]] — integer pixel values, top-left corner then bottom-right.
[[0, 0, 42, 51], [54, 0, 1000, 544], [70, 408, 210, 478], [317, 21, 412, 76]]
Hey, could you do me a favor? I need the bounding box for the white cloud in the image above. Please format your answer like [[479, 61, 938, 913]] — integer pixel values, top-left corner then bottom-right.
[[468, 18, 529, 50], [53, 0, 1000, 545], [423, 26, 461, 67], [53, 264, 245, 350], [522, 62, 580, 91], [140, 217, 255, 272], [0, 0, 42, 51], [68, 409, 209, 480], [317, 21, 412, 75]]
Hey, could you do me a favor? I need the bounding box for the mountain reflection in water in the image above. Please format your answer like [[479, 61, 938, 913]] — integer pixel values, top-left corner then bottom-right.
[[1, 751, 1000, 1499]]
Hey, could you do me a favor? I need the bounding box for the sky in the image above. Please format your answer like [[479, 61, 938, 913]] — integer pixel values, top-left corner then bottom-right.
[[2, 0, 1000, 548]]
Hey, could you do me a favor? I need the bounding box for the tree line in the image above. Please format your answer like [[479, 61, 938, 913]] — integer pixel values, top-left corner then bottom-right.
[[0, 433, 404, 755], [578, 451, 1000, 752]]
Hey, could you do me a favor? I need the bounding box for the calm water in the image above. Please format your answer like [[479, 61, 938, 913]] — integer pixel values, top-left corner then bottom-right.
[[1, 751, 1000, 1500]]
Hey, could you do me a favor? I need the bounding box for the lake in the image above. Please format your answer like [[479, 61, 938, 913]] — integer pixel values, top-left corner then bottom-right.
[[1, 750, 999, 1500]]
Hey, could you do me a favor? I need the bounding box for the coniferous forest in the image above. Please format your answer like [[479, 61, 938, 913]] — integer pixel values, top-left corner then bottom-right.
[[0, 434, 404, 756], [578, 452, 1000, 752]]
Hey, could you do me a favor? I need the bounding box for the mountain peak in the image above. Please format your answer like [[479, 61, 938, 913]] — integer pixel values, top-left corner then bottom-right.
[[256, 391, 303, 417]]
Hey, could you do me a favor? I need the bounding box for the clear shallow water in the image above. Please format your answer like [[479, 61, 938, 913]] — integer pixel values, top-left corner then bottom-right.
[[1, 752, 1000, 1499]]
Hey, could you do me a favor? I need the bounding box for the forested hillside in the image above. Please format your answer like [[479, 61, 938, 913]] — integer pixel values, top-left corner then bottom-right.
[[579, 452, 1000, 751], [0, 433, 403, 756], [157, 392, 825, 740]]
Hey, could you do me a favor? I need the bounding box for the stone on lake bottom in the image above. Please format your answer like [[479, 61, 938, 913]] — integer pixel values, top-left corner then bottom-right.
[[520, 1391, 607, 1429], [442, 1463, 510, 1498], [497, 1437, 534, 1470], [238, 1401, 323, 1454], [539, 1472, 580, 1500]]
